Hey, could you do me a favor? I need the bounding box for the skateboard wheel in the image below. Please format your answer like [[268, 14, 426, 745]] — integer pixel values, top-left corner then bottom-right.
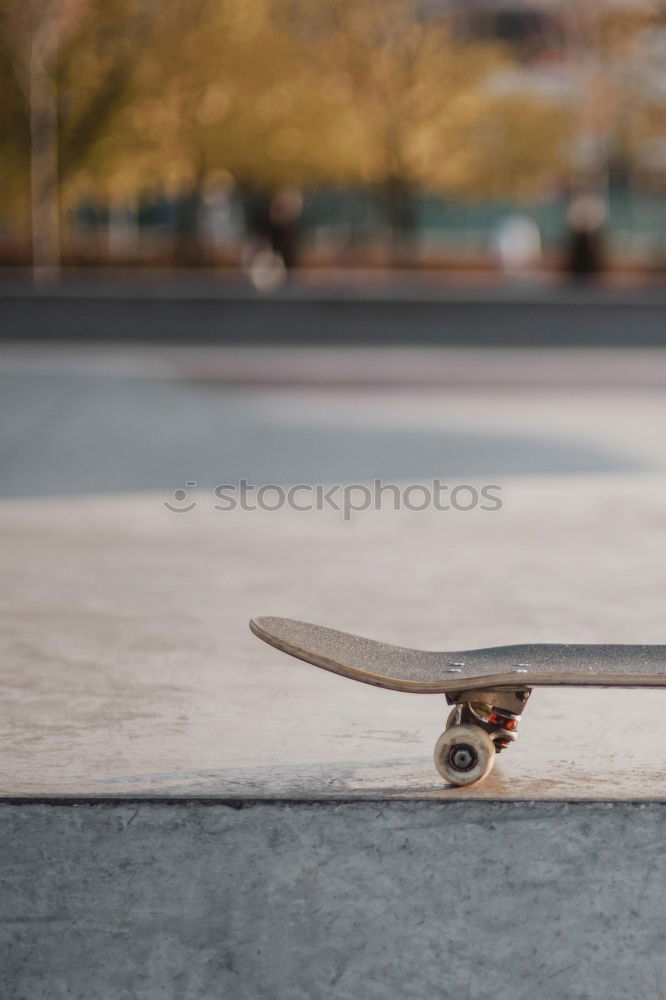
[[434, 724, 495, 787], [445, 706, 460, 730]]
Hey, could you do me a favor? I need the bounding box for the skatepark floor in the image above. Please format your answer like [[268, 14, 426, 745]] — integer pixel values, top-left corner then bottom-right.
[[3, 479, 666, 801]]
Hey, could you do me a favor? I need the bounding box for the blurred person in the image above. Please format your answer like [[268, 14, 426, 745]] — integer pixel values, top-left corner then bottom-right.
[[565, 193, 606, 281], [494, 213, 542, 276], [244, 239, 287, 292], [244, 187, 303, 291], [200, 171, 243, 260], [267, 187, 303, 272]]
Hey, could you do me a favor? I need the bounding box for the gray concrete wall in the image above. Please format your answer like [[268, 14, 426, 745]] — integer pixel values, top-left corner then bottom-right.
[[2, 799, 664, 1000], [3, 286, 666, 344]]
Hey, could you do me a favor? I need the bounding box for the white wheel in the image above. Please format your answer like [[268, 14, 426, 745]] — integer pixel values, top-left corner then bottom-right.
[[445, 706, 460, 730], [434, 724, 496, 787]]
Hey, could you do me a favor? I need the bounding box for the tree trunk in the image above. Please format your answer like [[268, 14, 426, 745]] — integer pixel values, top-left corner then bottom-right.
[[173, 172, 206, 267], [384, 175, 415, 262], [29, 28, 60, 283]]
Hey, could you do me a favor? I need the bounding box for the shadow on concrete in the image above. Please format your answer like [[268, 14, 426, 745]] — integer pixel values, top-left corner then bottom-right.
[[0, 373, 640, 497]]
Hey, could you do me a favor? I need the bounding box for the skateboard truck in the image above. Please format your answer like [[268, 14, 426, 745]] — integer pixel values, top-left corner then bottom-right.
[[436, 688, 531, 786]]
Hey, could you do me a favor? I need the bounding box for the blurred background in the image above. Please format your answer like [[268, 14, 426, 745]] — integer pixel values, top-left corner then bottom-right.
[[2, 0, 666, 284], [1, 0, 666, 501]]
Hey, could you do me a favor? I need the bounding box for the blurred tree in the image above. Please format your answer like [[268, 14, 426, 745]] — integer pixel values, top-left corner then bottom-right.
[[283, 0, 565, 242], [0, 0, 162, 277], [1, 0, 87, 278], [0, 0, 580, 266], [0, 5, 30, 236], [108, 0, 566, 248], [560, 1, 665, 192], [75, 0, 365, 258]]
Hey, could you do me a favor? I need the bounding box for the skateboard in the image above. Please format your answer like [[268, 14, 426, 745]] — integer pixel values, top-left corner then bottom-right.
[[250, 615, 666, 786]]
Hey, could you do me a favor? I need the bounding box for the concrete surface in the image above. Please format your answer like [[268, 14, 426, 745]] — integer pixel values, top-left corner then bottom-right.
[[3, 281, 666, 344], [4, 800, 666, 1000], [4, 343, 666, 497], [3, 480, 666, 800]]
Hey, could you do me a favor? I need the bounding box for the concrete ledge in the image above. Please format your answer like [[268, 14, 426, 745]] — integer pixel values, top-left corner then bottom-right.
[[3, 288, 666, 344], [3, 799, 664, 1000]]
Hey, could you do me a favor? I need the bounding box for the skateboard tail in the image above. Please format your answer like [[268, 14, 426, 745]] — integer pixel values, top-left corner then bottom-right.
[[249, 615, 437, 692]]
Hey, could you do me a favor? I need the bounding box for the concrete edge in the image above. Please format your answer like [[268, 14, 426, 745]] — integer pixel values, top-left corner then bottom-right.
[[4, 797, 666, 808]]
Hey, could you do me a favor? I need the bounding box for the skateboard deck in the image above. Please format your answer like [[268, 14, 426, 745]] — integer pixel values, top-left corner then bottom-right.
[[250, 616, 666, 693]]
